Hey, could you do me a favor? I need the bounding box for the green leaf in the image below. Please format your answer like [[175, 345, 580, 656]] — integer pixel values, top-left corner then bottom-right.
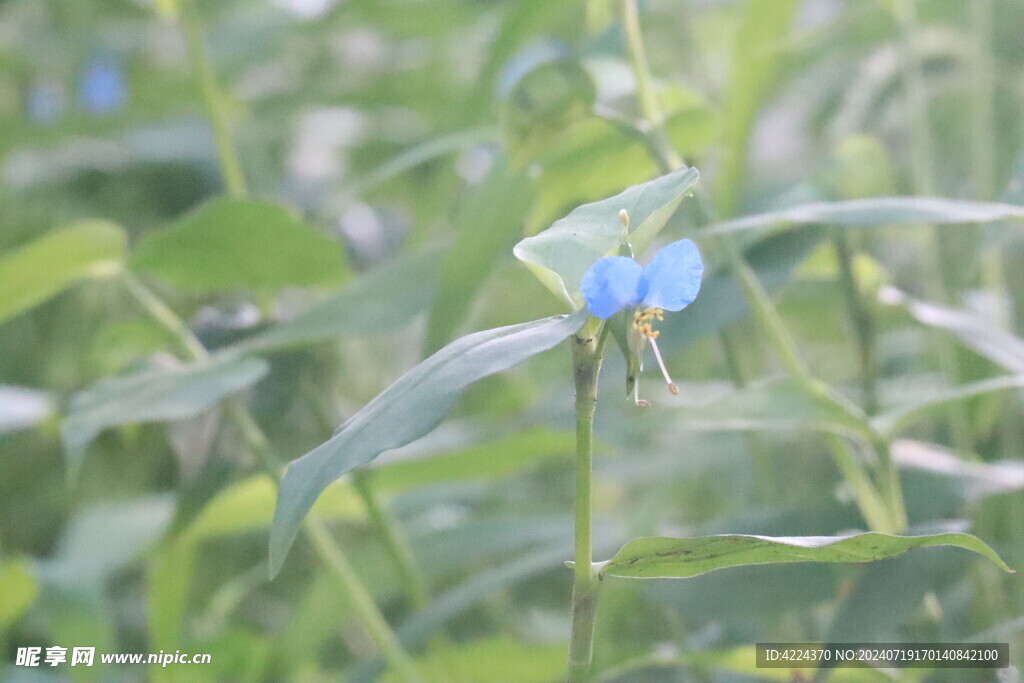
[[704, 197, 1024, 238], [672, 377, 872, 443], [131, 198, 346, 293], [61, 355, 269, 477], [893, 439, 1024, 499], [871, 375, 1024, 438], [0, 220, 126, 324], [513, 167, 700, 307], [424, 160, 534, 353], [369, 428, 577, 493], [232, 248, 441, 355], [598, 532, 1012, 580], [0, 558, 37, 631], [269, 310, 587, 577], [882, 287, 1024, 373]]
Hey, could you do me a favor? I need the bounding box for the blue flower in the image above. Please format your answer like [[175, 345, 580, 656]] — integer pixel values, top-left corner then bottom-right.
[[581, 238, 703, 320], [581, 236, 703, 404]]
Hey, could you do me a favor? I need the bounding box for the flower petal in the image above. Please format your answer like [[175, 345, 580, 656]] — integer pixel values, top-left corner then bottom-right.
[[640, 238, 703, 311], [581, 256, 646, 319]]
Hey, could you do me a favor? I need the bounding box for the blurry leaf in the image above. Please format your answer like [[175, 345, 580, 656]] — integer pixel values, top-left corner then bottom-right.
[[834, 135, 895, 199], [0, 220, 126, 324], [91, 319, 171, 375], [369, 428, 577, 493], [715, 0, 798, 217], [871, 375, 1024, 438], [61, 355, 269, 476], [881, 286, 1024, 372], [0, 385, 55, 434], [425, 160, 534, 353], [185, 475, 364, 544], [893, 439, 1024, 500], [705, 197, 1024, 238], [599, 532, 1011, 580], [153, 0, 178, 20], [349, 128, 496, 198], [270, 310, 587, 576], [504, 58, 597, 160], [0, 558, 37, 631], [383, 637, 566, 683], [232, 248, 441, 354], [525, 118, 658, 234], [39, 496, 175, 586], [514, 167, 700, 306], [132, 198, 347, 293], [672, 377, 872, 442]]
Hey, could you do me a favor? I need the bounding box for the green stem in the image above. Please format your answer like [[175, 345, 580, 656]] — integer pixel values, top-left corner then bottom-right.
[[353, 472, 430, 611], [832, 231, 879, 415], [619, 0, 682, 171], [567, 328, 606, 683], [179, 0, 248, 199], [121, 274, 423, 683]]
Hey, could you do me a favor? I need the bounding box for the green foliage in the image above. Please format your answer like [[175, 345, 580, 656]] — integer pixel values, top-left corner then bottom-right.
[[514, 167, 699, 306], [0, 221, 126, 324], [270, 311, 587, 576], [132, 198, 347, 293], [61, 355, 268, 476], [600, 532, 1011, 580]]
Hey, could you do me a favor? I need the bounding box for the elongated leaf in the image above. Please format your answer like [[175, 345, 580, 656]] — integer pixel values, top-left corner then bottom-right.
[[132, 198, 346, 293], [270, 310, 587, 576], [871, 375, 1024, 438], [893, 439, 1024, 499], [61, 355, 269, 476], [425, 160, 534, 353], [0, 220, 126, 324], [672, 377, 872, 442], [599, 532, 1012, 580], [882, 287, 1024, 373], [513, 167, 700, 306], [705, 197, 1024, 238], [232, 248, 441, 354]]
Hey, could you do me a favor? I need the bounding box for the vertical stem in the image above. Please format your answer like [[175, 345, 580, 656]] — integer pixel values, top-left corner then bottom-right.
[[567, 330, 605, 682], [121, 274, 422, 682], [833, 231, 879, 415], [353, 472, 430, 611], [179, 0, 248, 199]]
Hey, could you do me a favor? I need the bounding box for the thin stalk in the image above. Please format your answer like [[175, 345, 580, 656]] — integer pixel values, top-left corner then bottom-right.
[[352, 472, 430, 611], [619, 0, 906, 533], [179, 0, 248, 198], [832, 230, 879, 415], [567, 329, 607, 682], [894, 0, 973, 454], [121, 274, 423, 683], [304, 386, 432, 613]]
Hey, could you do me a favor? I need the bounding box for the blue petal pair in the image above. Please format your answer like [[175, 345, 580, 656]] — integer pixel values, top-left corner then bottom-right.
[[580, 239, 704, 319]]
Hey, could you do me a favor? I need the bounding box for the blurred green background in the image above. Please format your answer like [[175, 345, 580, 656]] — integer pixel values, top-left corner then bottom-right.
[[1, 0, 1023, 681]]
